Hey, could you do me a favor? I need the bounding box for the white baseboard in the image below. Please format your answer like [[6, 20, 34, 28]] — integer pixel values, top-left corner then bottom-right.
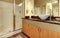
[[0, 29, 22, 38]]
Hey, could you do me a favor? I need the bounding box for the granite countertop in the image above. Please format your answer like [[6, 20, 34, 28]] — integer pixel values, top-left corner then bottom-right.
[[22, 18, 60, 25]]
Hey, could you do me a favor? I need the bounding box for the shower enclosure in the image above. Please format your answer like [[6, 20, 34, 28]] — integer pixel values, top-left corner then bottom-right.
[[0, 0, 24, 36]]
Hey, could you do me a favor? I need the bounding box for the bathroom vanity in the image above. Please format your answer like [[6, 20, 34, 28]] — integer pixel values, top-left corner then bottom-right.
[[22, 0, 60, 38], [22, 18, 60, 38]]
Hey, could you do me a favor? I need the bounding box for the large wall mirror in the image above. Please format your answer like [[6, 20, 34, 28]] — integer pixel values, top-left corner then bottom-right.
[[34, 0, 59, 17], [52, 0, 59, 17]]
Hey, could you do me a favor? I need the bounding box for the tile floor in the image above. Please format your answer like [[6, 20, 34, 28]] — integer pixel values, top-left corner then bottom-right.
[[8, 33, 28, 38]]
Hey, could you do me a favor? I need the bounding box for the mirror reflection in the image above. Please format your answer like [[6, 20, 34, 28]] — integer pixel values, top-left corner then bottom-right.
[[52, 0, 59, 17], [34, 0, 59, 20]]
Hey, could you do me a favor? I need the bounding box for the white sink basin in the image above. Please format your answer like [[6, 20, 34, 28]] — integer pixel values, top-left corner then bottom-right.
[[39, 15, 49, 20]]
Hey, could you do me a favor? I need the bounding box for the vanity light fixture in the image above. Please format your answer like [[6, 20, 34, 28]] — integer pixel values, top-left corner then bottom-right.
[[18, 3, 23, 6]]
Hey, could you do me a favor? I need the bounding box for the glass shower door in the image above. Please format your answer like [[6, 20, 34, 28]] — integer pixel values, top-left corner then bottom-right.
[[0, 0, 14, 35], [15, 0, 24, 30]]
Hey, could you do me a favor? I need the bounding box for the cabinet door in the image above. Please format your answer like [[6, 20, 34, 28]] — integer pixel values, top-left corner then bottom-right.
[[24, 22, 29, 36], [22, 21, 28, 35], [57, 32, 60, 38], [39, 28, 49, 38], [22, 21, 25, 33], [29, 24, 40, 38], [48, 30, 57, 38], [42, 29, 49, 38], [39, 28, 58, 38]]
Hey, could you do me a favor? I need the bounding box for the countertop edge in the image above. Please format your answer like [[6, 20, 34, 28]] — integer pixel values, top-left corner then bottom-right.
[[22, 18, 60, 25]]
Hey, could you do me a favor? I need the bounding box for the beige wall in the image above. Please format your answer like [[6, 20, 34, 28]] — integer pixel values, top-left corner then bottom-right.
[[0, 4, 3, 32], [34, 7, 41, 16], [0, 1, 13, 34], [59, 0, 60, 16], [53, 5, 58, 16], [25, 0, 34, 17]]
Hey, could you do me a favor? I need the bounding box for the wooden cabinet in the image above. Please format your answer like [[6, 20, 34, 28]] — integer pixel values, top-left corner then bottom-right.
[[57, 32, 60, 38], [22, 21, 29, 35], [22, 21, 60, 38], [48, 30, 57, 38], [39, 28, 59, 38], [28, 24, 40, 38], [39, 28, 49, 38], [22, 21, 26, 33], [22, 21, 40, 38]]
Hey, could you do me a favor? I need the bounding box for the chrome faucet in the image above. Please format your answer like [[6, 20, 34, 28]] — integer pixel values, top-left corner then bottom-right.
[[50, 9, 52, 21]]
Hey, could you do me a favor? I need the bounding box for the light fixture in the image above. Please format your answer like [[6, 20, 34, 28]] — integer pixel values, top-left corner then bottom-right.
[[18, 3, 23, 6]]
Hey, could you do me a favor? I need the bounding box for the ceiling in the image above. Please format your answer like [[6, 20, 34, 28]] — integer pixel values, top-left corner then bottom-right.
[[34, 0, 58, 7], [34, 0, 51, 6], [0, 0, 23, 4], [0, 0, 58, 5]]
